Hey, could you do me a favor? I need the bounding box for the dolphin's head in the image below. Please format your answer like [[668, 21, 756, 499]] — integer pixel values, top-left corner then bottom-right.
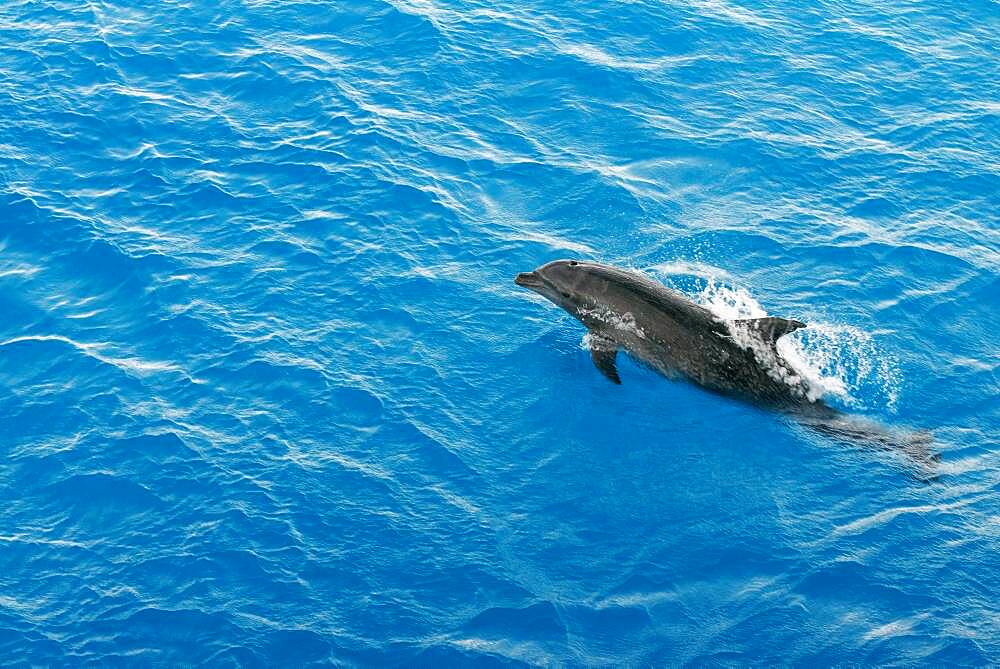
[[515, 260, 608, 320]]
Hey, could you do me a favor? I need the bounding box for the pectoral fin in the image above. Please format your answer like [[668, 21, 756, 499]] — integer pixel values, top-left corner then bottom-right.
[[589, 336, 621, 384], [733, 316, 806, 344]]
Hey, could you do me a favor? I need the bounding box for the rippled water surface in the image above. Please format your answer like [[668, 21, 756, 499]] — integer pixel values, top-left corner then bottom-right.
[[1, 0, 998, 665]]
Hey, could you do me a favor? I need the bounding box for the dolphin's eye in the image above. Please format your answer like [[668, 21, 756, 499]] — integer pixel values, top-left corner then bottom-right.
[[560, 290, 571, 298], [569, 261, 578, 267]]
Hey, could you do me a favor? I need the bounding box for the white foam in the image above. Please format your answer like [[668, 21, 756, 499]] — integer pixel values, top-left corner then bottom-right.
[[579, 307, 648, 342], [697, 277, 768, 320], [777, 323, 901, 410]]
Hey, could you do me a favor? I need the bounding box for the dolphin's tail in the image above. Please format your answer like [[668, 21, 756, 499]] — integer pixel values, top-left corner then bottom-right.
[[797, 411, 939, 479]]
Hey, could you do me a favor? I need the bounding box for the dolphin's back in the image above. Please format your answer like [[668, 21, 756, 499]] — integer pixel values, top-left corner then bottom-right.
[[583, 265, 814, 408], [589, 265, 723, 333]]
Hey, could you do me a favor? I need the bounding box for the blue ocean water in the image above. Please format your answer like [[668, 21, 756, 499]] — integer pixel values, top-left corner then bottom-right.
[[1, 0, 998, 664]]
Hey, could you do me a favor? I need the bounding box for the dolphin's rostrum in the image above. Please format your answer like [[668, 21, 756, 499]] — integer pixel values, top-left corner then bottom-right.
[[515, 259, 937, 471]]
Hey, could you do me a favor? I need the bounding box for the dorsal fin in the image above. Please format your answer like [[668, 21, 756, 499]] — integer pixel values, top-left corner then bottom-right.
[[732, 317, 806, 344]]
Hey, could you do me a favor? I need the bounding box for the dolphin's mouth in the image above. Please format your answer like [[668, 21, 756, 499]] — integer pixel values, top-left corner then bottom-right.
[[514, 271, 543, 289]]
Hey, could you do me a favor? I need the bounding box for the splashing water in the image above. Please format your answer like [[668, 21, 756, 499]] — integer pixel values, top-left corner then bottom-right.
[[649, 266, 901, 412], [777, 325, 901, 412]]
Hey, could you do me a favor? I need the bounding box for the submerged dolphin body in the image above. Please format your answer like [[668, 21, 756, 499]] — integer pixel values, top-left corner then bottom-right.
[[515, 260, 937, 471]]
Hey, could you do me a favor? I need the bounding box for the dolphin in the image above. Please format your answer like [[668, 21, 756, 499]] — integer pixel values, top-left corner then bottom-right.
[[515, 259, 937, 472]]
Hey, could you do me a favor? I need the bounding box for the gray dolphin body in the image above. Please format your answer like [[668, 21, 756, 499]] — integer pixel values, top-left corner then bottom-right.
[[515, 260, 937, 469]]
